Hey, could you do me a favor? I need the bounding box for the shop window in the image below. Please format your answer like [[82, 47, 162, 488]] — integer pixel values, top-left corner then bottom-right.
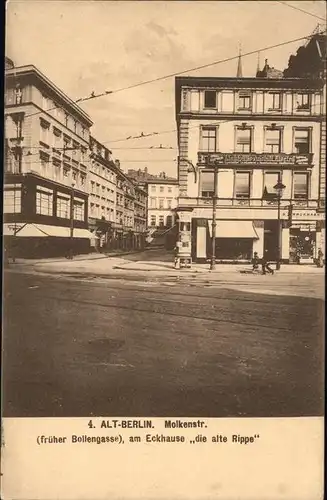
[[265, 128, 282, 153], [200, 171, 215, 198], [200, 127, 217, 152], [294, 128, 310, 154], [235, 172, 250, 199], [238, 92, 252, 110], [159, 216, 164, 227], [36, 187, 53, 216], [3, 187, 21, 213], [295, 93, 310, 110], [293, 172, 308, 199], [204, 90, 217, 109], [235, 127, 252, 153], [266, 92, 282, 110]]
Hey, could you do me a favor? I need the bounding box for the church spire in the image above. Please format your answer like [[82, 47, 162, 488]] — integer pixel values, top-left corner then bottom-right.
[[256, 51, 261, 76], [236, 44, 243, 78]]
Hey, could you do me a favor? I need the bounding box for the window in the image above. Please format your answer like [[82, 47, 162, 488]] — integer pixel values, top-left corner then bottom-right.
[[238, 92, 252, 110], [4, 188, 21, 213], [150, 197, 156, 208], [40, 153, 50, 177], [267, 92, 281, 110], [265, 128, 282, 153], [236, 127, 252, 152], [57, 196, 70, 218], [293, 172, 308, 199], [168, 187, 172, 193], [53, 128, 62, 149], [64, 112, 69, 127], [74, 200, 85, 221], [159, 198, 164, 209], [200, 127, 217, 152], [159, 186, 164, 193], [63, 166, 70, 178], [294, 128, 310, 154], [36, 187, 53, 216], [73, 120, 78, 133], [166, 215, 173, 227], [167, 198, 172, 209], [40, 121, 50, 145], [296, 93, 310, 110], [264, 172, 281, 195], [63, 136, 71, 155], [200, 171, 215, 198], [80, 174, 86, 187], [235, 172, 250, 198], [159, 215, 164, 227], [151, 185, 156, 192], [204, 90, 217, 109]]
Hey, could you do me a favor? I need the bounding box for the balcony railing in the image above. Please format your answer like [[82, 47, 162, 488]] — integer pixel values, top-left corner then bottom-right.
[[178, 197, 320, 209], [197, 152, 314, 167]]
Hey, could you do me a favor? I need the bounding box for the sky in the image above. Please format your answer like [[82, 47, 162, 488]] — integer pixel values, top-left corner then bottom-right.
[[6, 0, 326, 176]]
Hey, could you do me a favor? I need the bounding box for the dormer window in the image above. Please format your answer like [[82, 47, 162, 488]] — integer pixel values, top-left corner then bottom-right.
[[238, 92, 252, 110], [204, 90, 217, 109], [296, 93, 310, 110]]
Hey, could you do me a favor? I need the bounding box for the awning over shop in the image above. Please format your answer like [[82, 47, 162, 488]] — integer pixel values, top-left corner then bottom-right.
[[15, 224, 49, 237], [7, 223, 95, 239], [208, 220, 259, 239]]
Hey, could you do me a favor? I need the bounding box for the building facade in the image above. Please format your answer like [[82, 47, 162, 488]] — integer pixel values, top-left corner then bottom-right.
[[147, 178, 179, 229], [88, 136, 117, 249], [175, 66, 325, 263], [4, 63, 94, 257]]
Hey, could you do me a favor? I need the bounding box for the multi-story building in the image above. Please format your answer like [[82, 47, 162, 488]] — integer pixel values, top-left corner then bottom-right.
[[88, 136, 117, 249], [147, 177, 179, 229], [4, 61, 93, 257], [175, 59, 325, 264], [133, 184, 148, 250]]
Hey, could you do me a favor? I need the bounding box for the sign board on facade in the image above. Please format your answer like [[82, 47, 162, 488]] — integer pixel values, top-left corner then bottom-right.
[[198, 152, 313, 167], [281, 210, 325, 220], [177, 211, 193, 222]]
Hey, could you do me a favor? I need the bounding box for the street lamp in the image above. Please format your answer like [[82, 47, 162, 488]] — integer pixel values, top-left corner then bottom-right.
[[68, 180, 75, 259], [273, 179, 286, 271]]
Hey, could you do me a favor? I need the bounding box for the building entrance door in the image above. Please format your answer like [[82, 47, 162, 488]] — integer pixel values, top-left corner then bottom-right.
[[264, 220, 279, 261]]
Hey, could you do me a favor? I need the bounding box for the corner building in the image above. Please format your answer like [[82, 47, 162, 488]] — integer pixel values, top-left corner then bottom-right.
[[175, 67, 325, 263]]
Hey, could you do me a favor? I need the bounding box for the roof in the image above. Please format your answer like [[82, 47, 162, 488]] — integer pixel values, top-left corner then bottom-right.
[[146, 178, 178, 185], [5, 65, 93, 126]]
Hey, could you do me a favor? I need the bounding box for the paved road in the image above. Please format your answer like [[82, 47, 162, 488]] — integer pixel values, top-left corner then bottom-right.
[[3, 271, 324, 418]]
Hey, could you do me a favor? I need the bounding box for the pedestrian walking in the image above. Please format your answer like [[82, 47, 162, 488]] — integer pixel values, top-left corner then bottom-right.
[[317, 248, 324, 268], [261, 252, 274, 275], [251, 251, 259, 272]]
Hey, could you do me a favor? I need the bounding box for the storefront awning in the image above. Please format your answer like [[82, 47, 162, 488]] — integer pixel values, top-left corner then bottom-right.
[[6, 223, 95, 239], [15, 224, 49, 237], [208, 220, 259, 239]]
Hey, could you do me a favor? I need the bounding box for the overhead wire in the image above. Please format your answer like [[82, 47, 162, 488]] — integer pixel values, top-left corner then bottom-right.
[[277, 1, 326, 22], [20, 28, 326, 123]]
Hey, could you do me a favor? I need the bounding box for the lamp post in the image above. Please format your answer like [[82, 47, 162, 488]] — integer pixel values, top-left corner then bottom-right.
[[210, 165, 219, 271], [273, 179, 286, 270], [68, 180, 75, 259]]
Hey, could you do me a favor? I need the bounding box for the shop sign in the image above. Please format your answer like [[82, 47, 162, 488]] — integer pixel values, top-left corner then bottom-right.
[[281, 210, 325, 220], [198, 152, 313, 166]]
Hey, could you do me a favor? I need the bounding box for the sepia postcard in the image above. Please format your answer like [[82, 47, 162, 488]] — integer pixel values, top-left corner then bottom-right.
[[1, 1, 325, 499]]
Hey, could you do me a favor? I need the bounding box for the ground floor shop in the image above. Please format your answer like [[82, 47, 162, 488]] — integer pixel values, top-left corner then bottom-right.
[[176, 207, 325, 264], [89, 219, 147, 253], [3, 222, 93, 258]]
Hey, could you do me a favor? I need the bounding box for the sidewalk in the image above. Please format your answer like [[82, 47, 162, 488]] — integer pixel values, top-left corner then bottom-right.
[[7, 254, 325, 276]]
